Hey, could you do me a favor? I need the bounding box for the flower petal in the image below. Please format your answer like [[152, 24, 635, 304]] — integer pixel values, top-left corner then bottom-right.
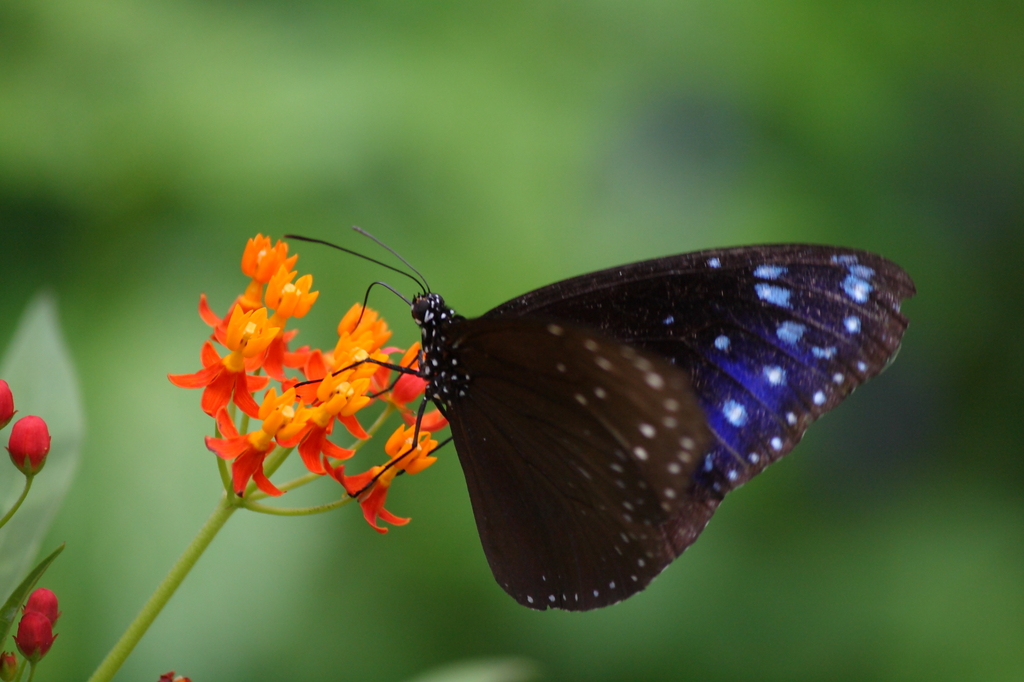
[[297, 427, 327, 474], [168, 363, 220, 389], [338, 414, 369, 440], [252, 467, 283, 497], [200, 368, 235, 416], [232, 372, 262, 418], [214, 407, 240, 439], [205, 435, 250, 460], [321, 438, 354, 461], [198, 294, 222, 328]]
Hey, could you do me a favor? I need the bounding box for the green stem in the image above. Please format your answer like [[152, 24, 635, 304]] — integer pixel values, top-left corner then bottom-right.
[[85, 496, 238, 682], [216, 456, 233, 494], [243, 496, 353, 516], [0, 475, 33, 531], [24, 662, 34, 682]]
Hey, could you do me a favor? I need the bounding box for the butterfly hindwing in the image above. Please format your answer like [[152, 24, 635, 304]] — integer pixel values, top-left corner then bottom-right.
[[443, 318, 711, 610]]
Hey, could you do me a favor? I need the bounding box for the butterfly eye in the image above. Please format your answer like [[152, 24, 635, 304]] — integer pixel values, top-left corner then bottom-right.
[[411, 296, 432, 323]]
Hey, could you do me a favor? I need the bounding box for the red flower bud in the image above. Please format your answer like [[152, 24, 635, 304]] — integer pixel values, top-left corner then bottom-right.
[[0, 652, 16, 682], [24, 589, 60, 626], [158, 673, 191, 682], [0, 381, 14, 430], [13, 611, 55, 663], [6, 416, 50, 475]]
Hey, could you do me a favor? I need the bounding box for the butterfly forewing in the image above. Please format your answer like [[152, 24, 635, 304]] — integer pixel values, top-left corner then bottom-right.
[[443, 318, 711, 609], [481, 245, 915, 549]]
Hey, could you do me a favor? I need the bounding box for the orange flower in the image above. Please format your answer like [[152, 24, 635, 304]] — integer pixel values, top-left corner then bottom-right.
[[331, 304, 392, 368], [287, 367, 373, 475], [205, 388, 306, 495], [265, 266, 318, 327], [258, 265, 319, 381], [329, 424, 438, 533], [238, 235, 298, 310], [168, 307, 278, 417]]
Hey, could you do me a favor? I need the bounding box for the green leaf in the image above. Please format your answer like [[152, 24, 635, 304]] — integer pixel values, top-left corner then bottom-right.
[[404, 658, 541, 682], [0, 294, 84, 600], [0, 543, 64, 651]]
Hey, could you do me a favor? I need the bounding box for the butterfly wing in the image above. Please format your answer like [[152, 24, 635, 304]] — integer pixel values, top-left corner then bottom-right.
[[482, 245, 916, 550], [444, 318, 712, 610]]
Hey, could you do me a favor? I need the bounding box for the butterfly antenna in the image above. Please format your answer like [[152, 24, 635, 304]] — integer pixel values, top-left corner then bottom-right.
[[353, 281, 412, 328], [283, 234, 426, 293], [352, 226, 431, 293]]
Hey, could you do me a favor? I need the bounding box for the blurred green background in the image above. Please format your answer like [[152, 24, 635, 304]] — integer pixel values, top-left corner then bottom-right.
[[2, 1, 1022, 680]]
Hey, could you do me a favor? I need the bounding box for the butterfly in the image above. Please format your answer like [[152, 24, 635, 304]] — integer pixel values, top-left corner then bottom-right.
[[289, 236, 915, 611], [407, 244, 914, 611]]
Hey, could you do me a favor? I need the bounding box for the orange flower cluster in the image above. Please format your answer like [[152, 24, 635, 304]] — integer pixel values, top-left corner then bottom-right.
[[169, 235, 446, 532]]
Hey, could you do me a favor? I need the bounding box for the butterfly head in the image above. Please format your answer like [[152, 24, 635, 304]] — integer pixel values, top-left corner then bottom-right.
[[410, 293, 466, 398]]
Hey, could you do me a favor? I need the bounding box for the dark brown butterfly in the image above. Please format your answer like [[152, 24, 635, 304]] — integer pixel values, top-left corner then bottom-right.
[[411, 245, 913, 610], [290, 235, 915, 611]]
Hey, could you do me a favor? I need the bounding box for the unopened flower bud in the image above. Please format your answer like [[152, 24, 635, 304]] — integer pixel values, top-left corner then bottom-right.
[[24, 588, 60, 626], [13, 611, 55, 663], [0, 652, 16, 681], [0, 381, 14, 430], [158, 672, 192, 682], [7, 416, 51, 475]]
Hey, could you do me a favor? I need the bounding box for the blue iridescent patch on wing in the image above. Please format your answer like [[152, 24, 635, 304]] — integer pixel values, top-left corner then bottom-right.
[[677, 250, 912, 493]]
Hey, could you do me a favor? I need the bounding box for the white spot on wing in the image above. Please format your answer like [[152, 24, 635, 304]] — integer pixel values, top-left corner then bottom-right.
[[714, 335, 730, 351], [755, 283, 792, 308], [842, 274, 873, 303], [776, 321, 806, 344], [633, 446, 648, 460], [754, 264, 787, 279], [849, 264, 875, 280], [722, 400, 748, 426], [763, 365, 786, 385], [639, 423, 656, 438], [813, 391, 826, 405], [844, 315, 861, 333], [708, 257, 721, 268]]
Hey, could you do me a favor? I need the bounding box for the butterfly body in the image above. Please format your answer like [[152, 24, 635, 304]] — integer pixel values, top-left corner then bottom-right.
[[409, 244, 915, 611]]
